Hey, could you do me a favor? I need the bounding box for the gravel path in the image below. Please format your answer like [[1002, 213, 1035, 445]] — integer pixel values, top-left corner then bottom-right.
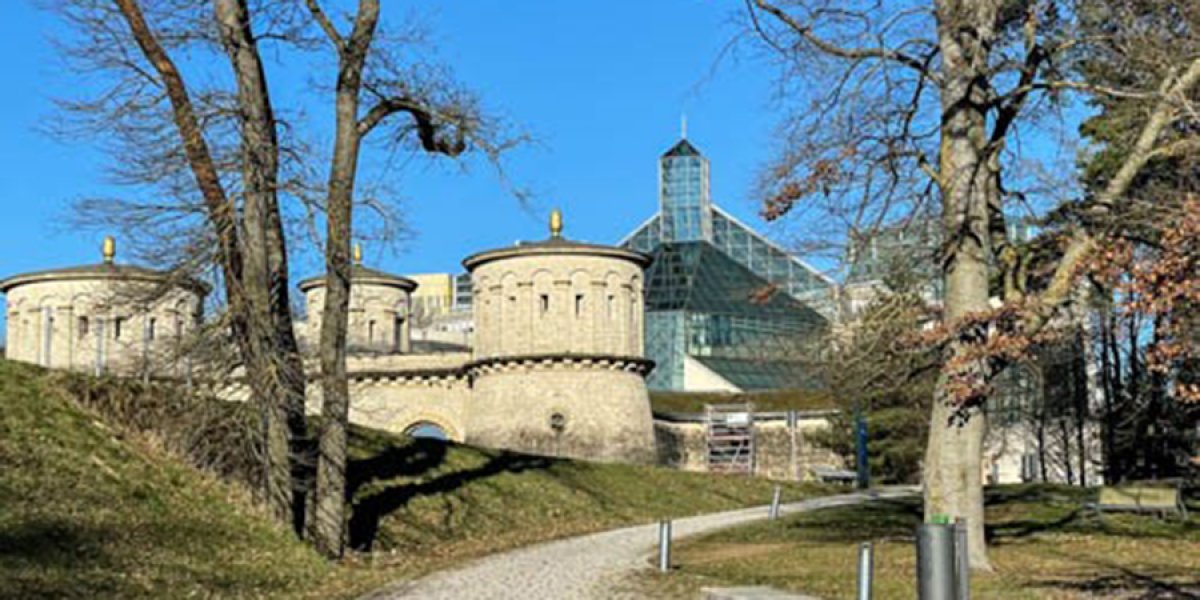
[[364, 488, 914, 600]]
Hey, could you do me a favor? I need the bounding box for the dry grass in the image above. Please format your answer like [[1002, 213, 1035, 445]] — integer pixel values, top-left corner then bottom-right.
[[636, 485, 1200, 599]]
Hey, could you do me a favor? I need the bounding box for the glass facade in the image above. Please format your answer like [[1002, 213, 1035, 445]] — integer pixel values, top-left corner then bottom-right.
[[640, 241, 826, 390], [452, 272, 473, 311], [623, 138, 832, 391], [846, 219, 942, 287], [659, 140, 712, 243], [625, 210, 833, 316]]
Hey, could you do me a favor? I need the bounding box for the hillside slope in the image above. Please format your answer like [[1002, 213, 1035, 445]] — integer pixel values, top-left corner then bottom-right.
[[0, 360, 339, 599], [0, 360, 828, 598]]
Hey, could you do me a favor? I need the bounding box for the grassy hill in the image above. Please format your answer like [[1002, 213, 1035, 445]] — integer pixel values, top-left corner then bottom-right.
[[0, 360, 828, 598]]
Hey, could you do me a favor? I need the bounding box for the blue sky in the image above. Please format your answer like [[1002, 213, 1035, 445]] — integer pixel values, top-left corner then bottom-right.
[[0, 2, 785, 289]]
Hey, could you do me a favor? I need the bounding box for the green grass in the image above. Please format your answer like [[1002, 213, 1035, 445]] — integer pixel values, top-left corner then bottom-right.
[[637, 485, 1200, 599], [348, 430, 830, 567], [650, 389, 834, 414], [0, 360, 343, 599], [0, 359, 831, 598]]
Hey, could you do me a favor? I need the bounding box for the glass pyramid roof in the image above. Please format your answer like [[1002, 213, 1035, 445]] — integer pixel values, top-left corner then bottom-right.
[[643, 241, 823, 325], [661, 139, 702, 157]]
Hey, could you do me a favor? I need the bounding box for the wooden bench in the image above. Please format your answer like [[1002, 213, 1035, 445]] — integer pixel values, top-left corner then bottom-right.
[[1092, 485, 1189, 519]]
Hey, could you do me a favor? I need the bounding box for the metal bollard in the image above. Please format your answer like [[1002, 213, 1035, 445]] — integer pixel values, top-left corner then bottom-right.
[[658, 519, 672, 572], [916, 521, 956, 600], [769, 485, 782, 520], [856, 541, 874, 600], [954, 518, 970, 600]]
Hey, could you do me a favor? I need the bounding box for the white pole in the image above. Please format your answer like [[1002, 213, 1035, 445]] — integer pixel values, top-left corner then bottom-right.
[[857, 542, 874, 600], [769, 485, 782, 520], [658, 519, 672, 572]]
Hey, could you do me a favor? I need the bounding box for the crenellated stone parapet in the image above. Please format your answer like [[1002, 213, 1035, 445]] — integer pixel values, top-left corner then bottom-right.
[[464, 353, 654, 377]]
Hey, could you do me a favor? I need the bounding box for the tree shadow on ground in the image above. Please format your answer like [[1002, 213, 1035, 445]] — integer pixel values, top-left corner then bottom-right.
[[986, 508, 1086, 543], [0, 518, 114, 568], [346, 437, 451, 499], [781, 498, 922, 544], [1034, 563, 1200, 599], [346, 440, 555, 551], [984, 484, 1090, 507]]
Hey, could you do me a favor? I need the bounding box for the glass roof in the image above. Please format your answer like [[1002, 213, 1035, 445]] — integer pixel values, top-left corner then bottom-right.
[[641, 241, 827, 391]]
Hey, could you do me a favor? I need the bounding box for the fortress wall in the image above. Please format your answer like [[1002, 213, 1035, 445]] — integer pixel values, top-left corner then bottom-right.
[[467, 364, 656, 463], [652, 412, 844, 481]]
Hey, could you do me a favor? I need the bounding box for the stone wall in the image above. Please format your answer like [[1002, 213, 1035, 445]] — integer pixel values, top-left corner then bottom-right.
[[467, 359, 657, 463], [653, 411, 844, 481]]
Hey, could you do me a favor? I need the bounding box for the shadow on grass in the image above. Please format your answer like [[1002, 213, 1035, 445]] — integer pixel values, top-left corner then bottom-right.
[[986, 508, 1086, 543], [1034, 563, 1200, 599], [0, 518, 113, 568], [777, 498, 923, 544], [346, 440, 555, 551]]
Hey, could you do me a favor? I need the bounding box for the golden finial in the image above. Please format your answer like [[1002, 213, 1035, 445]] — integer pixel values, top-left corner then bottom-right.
[[102, 236, 116, 264], [549, 208, 563, 239], [353, 243, 363, 266]]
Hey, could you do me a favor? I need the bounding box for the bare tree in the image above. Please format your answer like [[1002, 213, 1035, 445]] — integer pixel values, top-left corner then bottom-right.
[[48, 0, 311, 529], [745, 0, 1200, 568], [46, 1, 516, 554], [301, 0, 512, 558]]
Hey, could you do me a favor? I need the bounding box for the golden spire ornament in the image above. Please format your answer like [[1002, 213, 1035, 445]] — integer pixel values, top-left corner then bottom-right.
[[102, 236, 116, 264], [549, 208, 563, 239], [353, 243, 363, 266]]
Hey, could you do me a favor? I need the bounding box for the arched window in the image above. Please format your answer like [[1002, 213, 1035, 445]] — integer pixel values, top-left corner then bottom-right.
[[404, 421, 449, 441]]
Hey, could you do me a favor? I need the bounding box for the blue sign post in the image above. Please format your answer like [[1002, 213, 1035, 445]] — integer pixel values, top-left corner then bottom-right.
[[855, 410, 870, 490]]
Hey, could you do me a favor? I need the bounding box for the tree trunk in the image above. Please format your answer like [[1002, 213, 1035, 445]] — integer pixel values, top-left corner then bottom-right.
[[925, 0, 1002, 572], [312, 0, 381, 558], [1098, 309, 1117, 483], [112, 0, 306, 532], [214, 0, 309, 532]]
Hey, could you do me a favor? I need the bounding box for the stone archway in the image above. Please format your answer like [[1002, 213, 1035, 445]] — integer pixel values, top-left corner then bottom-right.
[[404, 421, 450, 441]]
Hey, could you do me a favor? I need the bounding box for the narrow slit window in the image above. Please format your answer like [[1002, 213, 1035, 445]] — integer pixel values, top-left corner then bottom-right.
[[368, 320, 376, 343], [607, 295, 615, 318], [113, 317, 124, 340], [539, 294, 550, 314], [147, 318, 157, 341], [574, 294, 584, 317], [77, 316, 89, 339]]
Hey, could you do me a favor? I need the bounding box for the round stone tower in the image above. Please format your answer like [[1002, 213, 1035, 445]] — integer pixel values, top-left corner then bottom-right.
[[462, 209, 656, 463], [0, 236, 208, 375], [298, 245, 419, 354]]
